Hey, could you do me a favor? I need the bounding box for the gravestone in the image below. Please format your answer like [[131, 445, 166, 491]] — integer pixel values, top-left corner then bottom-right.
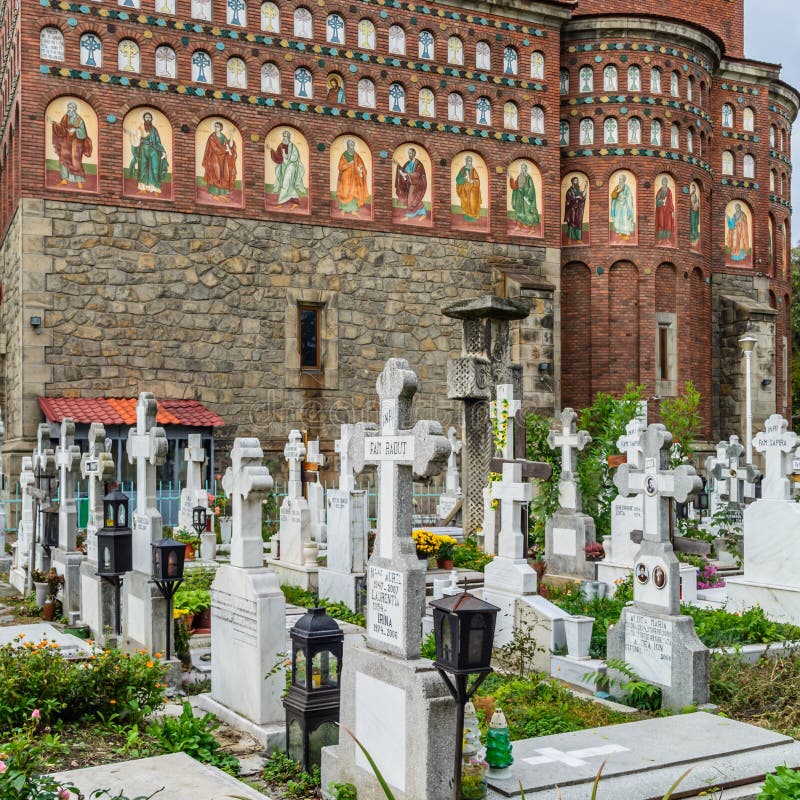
[[711, 435, 760, 516], [178, 434, 208, 533], [318, 424, 369, 609], [606, 424, 708, 710], [436, 427, 462, 524], [545, 408, 596, 580], [267, 430, 317, 589], [704, 439, 732, 516], [78, 423, 117, 644], [122, 392, 170, 654], [32, 423, 56, 573], [305, 439, 327, 545], [726, 414, 800, 622], [51, 418, 83, 623], [0, 409, 8, 575], [597, 419, 644, 592], [444, 296, 529, 534], [199, 438, 285, 745], [9, 457, 35, 593], [321, 358, 455, 800]]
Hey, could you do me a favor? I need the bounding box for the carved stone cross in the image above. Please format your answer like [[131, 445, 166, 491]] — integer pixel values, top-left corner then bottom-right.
[[445, 427, 462, 496], [305, 440, 326, 472], [548, 408, 591, 512], [705, 439, 731, 514], [712, 435, 760, 508], [617, 418, 646, 469], [223, 438, 274, 569], [335, 424, 356, 492], [752, 414, 799, 501], [55, 418, 81, 551], [491, 384, 521, 462], [614, 424, 702, 543], [284, 430, 306, 500], [81, 422, 115, 563]]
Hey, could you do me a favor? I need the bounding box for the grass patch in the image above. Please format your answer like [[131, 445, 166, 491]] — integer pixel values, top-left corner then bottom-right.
[[281, 585, 365, 627]]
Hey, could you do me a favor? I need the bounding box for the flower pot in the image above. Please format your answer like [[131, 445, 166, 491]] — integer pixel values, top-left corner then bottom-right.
[[303, 541, 319, 567], [579, 580, 606, 601], [219, 516, 233, 544], [184, 543, 196, 561], [564, 615, 595, 660], [191, 607, 212, 634], [199, 532, 217, 561], [41, 598, 55, 621], [607, 453, 627, 469], [34, 581, 49, 608], [437, 558, 454, 570]]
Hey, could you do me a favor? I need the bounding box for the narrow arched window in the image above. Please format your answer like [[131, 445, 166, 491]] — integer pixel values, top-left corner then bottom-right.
[[419, 88, 435, 117], [670, 123, 679, 149], [79, 33, 102, 67], [294, 66, 313, 98], [226, 56, 246, 88], [261, 2, 279, 32], [650, 119, 662, 146], [603, 64, 618, 91], [503, 101, 518, 129], [118, 39, 140, 72], [579, 118, 594, 145], [530, 105, 545, 134], [743, 107, 755, 132], [476, 41, 491, 71], [447, 36, 463, 65], [357, 78, 375, 108], [358, 19, 375, 49], [530, 51, 544, 81], [722, 150, 734, 175], [156, 45, 177, 78], [722, 104, 734, 128], [627, 117, 641, 144], [294, 7, 312, 38], [560, 120, 569, 146], [743, 154, 755, 179]]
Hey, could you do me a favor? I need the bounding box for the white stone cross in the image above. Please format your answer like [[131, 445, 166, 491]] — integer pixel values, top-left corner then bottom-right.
[[17, 457, 35, 569], [81, 422, 115, 563], [306, 439, 326, 471], [753, 414, 799, 501], [33, 422, 56, 480], [705, 439, 731, 515], [350, 358, 450, 562], [548, 407, 591, 511], [284, 430, 306, 500], [126, 392, 168, 572], [493, 460, 534, 561], [223, 437, 274, 569], [491, 383, 521, 461], [793, 446, 800, 475], [617, 418, 645, 469], [445, 426, 462, 496], [712, 435, 760, 508], [614, 424, 702, 542], [523, 743, 629, 768], [184, 433, 206, 498], [55, 418, 81, 551], [335, 424, 356, 492]]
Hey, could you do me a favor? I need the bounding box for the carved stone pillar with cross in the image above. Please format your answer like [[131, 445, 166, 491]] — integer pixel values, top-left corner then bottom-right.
[[727, 415, 800, 621], [178, 433, 208, 532], [0, 409, 7, 575], [712, 435, 760, 513], [123, 392, 169, 655], [319, 424, 369, 609], [607, 424, 709, 710], [705, 439, 733, 516], [78, 422, 117, 645], [545, 408, 597, 580], [204, 438, 286, 738], [444, 295, 529, 534], [321, 359, 455, 800]]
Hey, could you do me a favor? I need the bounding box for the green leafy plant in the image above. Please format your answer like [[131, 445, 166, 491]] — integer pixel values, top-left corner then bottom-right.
[[603, 659, 662, 711], [147, 702, 239, 775], [453, 535, 493, 571], [758, 765, 800, 798], [180, 567, 216, 592], [339, 725, 396, 800], [420, 632, 436, 660], [280, 586, 365, 627], [172, 530, 200, 548], [262, 752, 320, 799], [172, 588, 210, 614], [660, 380, 702, 466], [329, 782, 358, 800]]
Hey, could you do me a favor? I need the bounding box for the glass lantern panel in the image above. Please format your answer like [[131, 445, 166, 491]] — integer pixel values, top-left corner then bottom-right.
[[102, 545, 112, 572], [309, 721, 339, 768], [106, 504, 115, 527], [167, 550, 179, 578], [467, 616, 489, 667], [294, 649, 307, 686], [312, 650, 339, 687], [117, 503, 126, 527], [287, 719, 304, 765]]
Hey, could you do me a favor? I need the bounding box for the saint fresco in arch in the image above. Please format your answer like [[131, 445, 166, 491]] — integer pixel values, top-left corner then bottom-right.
[[45, 96, 98, 192], [330, 135, 372, 220], [561, 172, 589, 245], [689, 182, 701, 252], [609, 170, 637, 245], [450, 151, 489, 233], [123, 107, 172, 199], [507, 159, 542, 237], [654, 174, 676, 247], [392, 143, 432, 227], [195, 117, 244, 207], [725, 200, 752, 267], [265, 126, 309, 214]]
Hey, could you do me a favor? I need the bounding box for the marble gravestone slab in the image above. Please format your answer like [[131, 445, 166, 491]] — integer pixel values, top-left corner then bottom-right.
[[486, 713, 800, 799], [0, 623, 95, 660]]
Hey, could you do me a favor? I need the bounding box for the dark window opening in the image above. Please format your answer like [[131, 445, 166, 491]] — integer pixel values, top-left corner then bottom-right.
[[658, 324, 670, 381], [299, 305, 321, 369]]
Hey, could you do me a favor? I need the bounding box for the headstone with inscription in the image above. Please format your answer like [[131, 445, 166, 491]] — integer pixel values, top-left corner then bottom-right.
[[606, 424, 708, 710], [122, 392, 170, 654], [321, 358, 455, 800], [436, 427, 463, 524], [78, 423, 117, 644], [9, 457, 35, 593], [267, 430, 317, 589], [545, 408, 597, 580], [597, 418, 644, 592], [178, 434, 208, 533], [705, 439, 733, 516], [318, 424, 369, 609], [711, 435, 760, 516], [727, 415, 800, 623], [202, 437, 285, 738], [305, 439, 327, 545]]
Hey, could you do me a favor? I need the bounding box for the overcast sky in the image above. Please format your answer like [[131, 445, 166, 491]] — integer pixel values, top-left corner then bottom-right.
[[744, 0, 800, 232]]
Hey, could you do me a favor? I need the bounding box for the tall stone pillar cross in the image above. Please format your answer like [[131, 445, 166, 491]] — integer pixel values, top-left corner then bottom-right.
[[335, 424, 356, 492], [548, 407, 591, 512], [34, 422, 56, 481], [491, 384, 521, 461], [223, 438, 274, 569], [617, 418, 646, 469], [55, 419, 81, 551], [753, 414, 799, 501], [284, 430, 306, 499], [705, 439, 731, 513], [493, 461, 534, 561], [712, 435, 760, 508], [614, 424, 702, 543], [80, 422, 115, 563]]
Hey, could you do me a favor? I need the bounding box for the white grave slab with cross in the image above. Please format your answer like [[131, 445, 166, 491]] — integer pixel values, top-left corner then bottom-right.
[[319, 424, 369, 609], [712, 435, 760, 510], [208, 436, 286, 729], [276, 430, 312, 568], [178, 433, 208, 532], [305, 439, 327, 545], [81, 422, 115, 564], [705, 439, 733, 516], [752, 414, 799, 501]]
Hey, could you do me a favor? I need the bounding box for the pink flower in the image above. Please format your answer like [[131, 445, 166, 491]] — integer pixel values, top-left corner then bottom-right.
[[58, 789, 71, 799], [214, 506, 221, 514], [31, 709, 40, 720], [0, 760, 6, 773]]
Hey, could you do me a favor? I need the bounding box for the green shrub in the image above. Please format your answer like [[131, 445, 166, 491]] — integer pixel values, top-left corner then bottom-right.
[[281, 586, 365, 627], [180, 567, 216, 591], [172, 588, 211, 614], [147, 702, 239, 775], [452, 536, 493, 571], [263, 752, 321, 798], [759, 765, 800, 799]]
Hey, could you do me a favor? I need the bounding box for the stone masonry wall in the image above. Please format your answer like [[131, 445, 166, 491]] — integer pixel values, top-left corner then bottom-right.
[[2, 197, 558, 473]]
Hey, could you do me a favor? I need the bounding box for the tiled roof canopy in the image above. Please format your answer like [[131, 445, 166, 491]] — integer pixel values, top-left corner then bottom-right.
[[38, 397, 225, 428]]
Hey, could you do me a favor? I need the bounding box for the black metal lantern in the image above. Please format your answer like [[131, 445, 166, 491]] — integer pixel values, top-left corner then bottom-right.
[[696, 479, 709, 512], [283, 607, 344, 772], [675, 502, 688, 520], [42, 503, 60, 549], [431, 591, 499, 800], [97, 490, 132, 577], [192, 505, 208, 538], [151, 538, 187, 660]]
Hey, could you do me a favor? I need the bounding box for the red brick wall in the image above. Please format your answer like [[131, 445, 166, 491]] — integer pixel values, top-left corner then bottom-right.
[[561, 261, 592, 409], [608, 260, 639, 389]]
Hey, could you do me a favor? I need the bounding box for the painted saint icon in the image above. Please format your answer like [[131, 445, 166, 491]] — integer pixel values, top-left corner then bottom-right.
[[45, 97, 98, 192], [507, 159, 542, 237], [265, 127, 309, 214], [195, 117, 243, 207], [330, 135, 372, 220], [609, 170, 637, 245], [654, 174, 676, 247], [392, 143, 432, 226], [561, 173, 589, 245], [450, 152, 488, 233], [689, 182, 701, 252], [123, 108, 171, 199], [725, 201, 752, 267]]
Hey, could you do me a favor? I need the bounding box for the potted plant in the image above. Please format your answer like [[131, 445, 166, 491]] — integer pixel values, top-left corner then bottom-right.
[[412, 529, 439, 566], [174, 529, 201, 560], [46, 568, 64, 600], [173, 587, 211, 632], [31, 569, 50, 608], [461, 756, 489, 800], [584, 542, 605, 562], [436, 535, 457, 570]]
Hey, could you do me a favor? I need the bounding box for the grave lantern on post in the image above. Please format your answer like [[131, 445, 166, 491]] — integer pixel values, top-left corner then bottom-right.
[[42, 503, 60, 550], [192, 505, 207, 538], [431, 591, 499, 800], [151, 538, 186, 660], [283, 607, 344, 772], [96, 488, 132, 636]]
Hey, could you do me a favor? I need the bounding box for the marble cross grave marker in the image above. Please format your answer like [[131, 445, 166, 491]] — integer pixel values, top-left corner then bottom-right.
[[126, 392, 168, 572], [223, 438, 274, 569], [284, 430, 306, 499], [548, 408, 591, 511], [348, 358, 450, 659], [617, 418, 645, 469], [55, 418, 81, 551], [705, 439, 732, 515], [80, 422, 115, 563], [712, 435, 760, 509], [335, 424, 356, 492], [752, 414, 799, 501], [491, 383, 521, 462], [445, 426, 463, 496], [305, 439, 327, 544], [178, 434, 207, 531]]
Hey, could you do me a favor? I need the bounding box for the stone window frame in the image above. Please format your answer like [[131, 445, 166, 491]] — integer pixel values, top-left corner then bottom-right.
[[655, 312, 677, 398], [285, 288, 339, 389]]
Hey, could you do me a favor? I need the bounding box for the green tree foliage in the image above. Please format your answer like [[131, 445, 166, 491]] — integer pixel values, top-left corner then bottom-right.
[[660, 380, 702, 466]]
